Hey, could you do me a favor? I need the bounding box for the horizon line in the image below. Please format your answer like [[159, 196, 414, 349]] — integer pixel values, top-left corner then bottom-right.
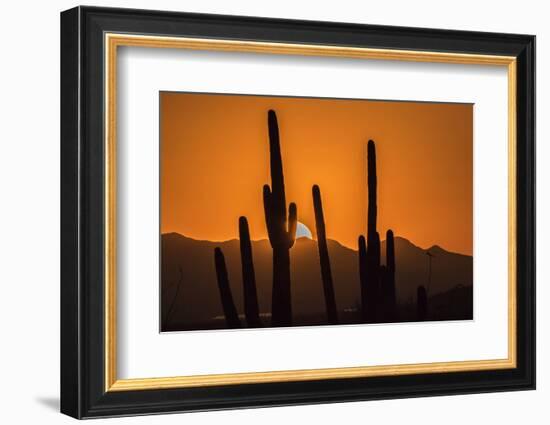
[[161, 231, 472, 257]]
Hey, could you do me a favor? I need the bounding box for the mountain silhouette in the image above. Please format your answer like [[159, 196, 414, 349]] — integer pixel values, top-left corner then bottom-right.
[[161, 233, 472, 331]]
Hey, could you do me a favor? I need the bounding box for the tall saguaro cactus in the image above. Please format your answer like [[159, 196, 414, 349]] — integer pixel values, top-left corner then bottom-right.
[[312, 185, 338, 325], [239, 216, 261, 327], [213, 217, 261, 329], [358, 140, 382, 323], [378, 230, 396, 322], [371, 231, 381, 321], [358, 235, 368, 321], [213, 247, 241, 328], [359, 233, 381, 322], [383, 229, 397, 321], [263, 110, 297, 326], [367, 140, 378, 242], [366, 141, 381, 321]]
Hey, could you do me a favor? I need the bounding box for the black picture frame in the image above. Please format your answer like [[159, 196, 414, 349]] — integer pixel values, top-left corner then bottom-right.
[[61, 5, 535, 419]]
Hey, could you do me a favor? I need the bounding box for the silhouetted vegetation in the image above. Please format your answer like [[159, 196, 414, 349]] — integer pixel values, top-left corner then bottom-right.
[[357, 140, 397, 323], [214, 247, 241, 328], [159, 110, 473, 332], [358, 235, 368, 320], [239, 217, 262, 327], [312, 184, 338, 325], [212, 110, 297, 328], [212, 216, 262, 328], [381, 230, 397, 322], [263, 110, 297, 326], [162, 233, 472, 331]]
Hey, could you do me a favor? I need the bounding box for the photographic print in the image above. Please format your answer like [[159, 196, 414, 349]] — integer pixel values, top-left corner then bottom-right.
[[160, 92, 473, 332], [61, 9, 535, 417]]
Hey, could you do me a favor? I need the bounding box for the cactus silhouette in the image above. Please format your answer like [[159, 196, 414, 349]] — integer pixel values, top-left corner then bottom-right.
[[358, 234, 368, 321], [357, 140, 399, 324], [358, 233, 381, 322], [417, 285, 428, 321], [386, 230, 396, 290], [367, 140, 378, 241], [239, 216, 262, 327], [263, 110, 297, 326], [208, 119, 403, 329], [358, 140, 382, 323], [381, 229, 397, 321], [213, 247, 241, 328], [367, 141, 381, 322], [312, 185, 338, 325], [371, 231, 381, 321]]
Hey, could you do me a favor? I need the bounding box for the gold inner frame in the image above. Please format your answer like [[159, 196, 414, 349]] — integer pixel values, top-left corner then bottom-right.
[[104, 33, 517, 392]]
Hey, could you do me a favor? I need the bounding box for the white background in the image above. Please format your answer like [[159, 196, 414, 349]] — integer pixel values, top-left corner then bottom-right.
[[118, 48, 508, 378], [0, 0, 545, 424]]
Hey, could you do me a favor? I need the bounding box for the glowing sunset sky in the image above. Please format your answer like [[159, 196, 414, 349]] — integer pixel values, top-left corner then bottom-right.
[[160, 92, 473, 256]]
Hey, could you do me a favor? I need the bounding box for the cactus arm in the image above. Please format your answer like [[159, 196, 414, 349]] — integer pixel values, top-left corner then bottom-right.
[[214, 247, 241, 328], [386, 230, 395, 273], [287, 202, 297, 248], [263, 184, 276, 244]]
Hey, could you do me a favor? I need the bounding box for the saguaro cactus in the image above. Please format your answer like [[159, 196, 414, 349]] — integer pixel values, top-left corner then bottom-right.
[[358, 140, 382, 323], [386, 230, 395, 289], [359, 234, 381, 322], [367, 140, 378, 241], [371, 231, 381, 320], [239, 216, 261, 327], [358, 235, 368, 321], [312, 184, 338, 325], [417, 285, 428, 321], [383, 229, 397, 321], [263, 110, 297, 327], [214, 247, 241, 328]]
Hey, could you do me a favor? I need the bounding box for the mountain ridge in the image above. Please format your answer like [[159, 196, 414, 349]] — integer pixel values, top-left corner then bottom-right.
[[162, 232, 470, 257], [161, 232, 473, 331]]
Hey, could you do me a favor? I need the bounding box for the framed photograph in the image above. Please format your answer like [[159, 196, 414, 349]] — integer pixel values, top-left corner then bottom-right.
[[60, 6, 535, 419]]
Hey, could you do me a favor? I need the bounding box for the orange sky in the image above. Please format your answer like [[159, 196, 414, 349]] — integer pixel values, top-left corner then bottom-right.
[[160, 92, 473, 256]]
